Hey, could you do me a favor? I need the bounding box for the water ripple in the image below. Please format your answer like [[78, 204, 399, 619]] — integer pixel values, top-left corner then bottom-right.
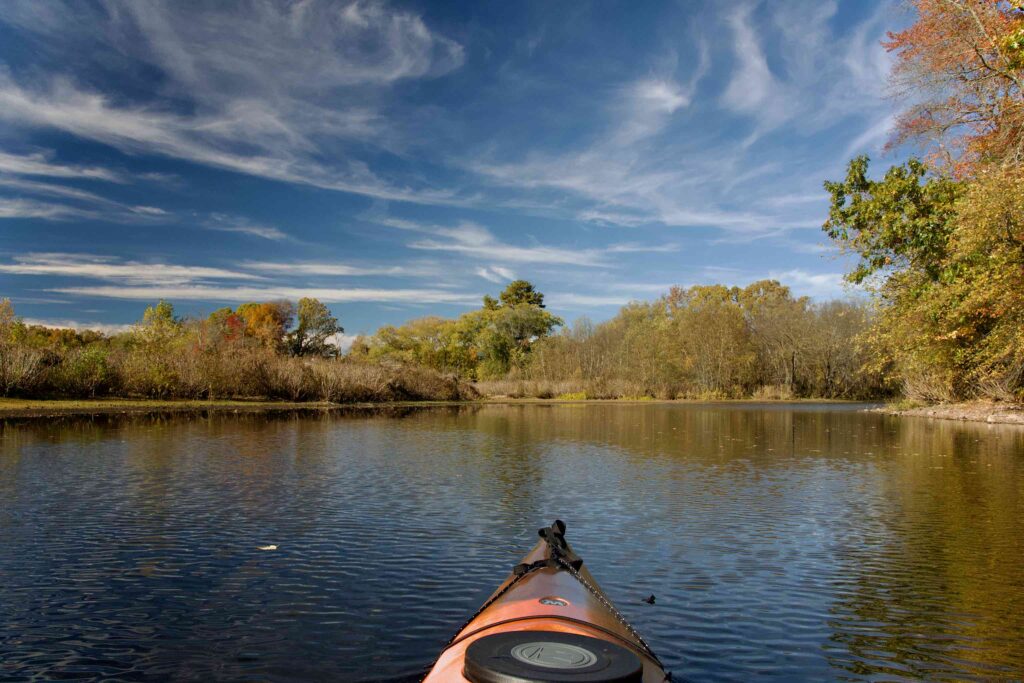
[[1, 405, 1022, 681]]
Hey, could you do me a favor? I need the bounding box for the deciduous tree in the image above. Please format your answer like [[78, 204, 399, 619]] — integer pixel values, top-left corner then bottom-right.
[[288, 297, 342, 357], [885, 0, 1024, 171], [236, 300, 294, 350], [499, 280, 546, 308]]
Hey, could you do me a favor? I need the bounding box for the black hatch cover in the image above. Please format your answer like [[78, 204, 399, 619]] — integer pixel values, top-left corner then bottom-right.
[[463, 631, 643, 683]]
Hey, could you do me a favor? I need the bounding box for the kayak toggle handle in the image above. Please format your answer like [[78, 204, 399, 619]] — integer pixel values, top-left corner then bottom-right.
[[510, 520, 582, 576]]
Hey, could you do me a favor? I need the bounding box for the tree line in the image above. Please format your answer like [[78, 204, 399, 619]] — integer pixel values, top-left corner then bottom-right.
[[358, 279, 886, 400], [823, 0, 1024, 402], [1, 279, 886, 403]]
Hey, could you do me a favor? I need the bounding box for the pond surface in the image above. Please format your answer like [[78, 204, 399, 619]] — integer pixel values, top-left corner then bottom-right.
[[1, 403, 1023, 682]]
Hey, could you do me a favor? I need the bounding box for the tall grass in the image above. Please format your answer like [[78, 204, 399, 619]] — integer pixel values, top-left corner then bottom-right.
[[475, 378, 812, 400], [0, 341, 477, 403], [473, 378, 661, 400]]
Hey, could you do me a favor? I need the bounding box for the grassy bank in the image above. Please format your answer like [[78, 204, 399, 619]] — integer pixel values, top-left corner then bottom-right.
[[472, 378, 851, 401], [9, 395, 1015, 424], [1, 394, 873, 419], [0, 397, 488, 419], [1, 332, 479, 404], [0, 398, 329, 418]]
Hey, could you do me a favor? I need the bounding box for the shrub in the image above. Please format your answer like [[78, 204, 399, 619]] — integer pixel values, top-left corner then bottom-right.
[[0, 344, 44, 396], [556, 391, 587, 401], [51, 346, 112, 397], [752, 384, 795, 400]]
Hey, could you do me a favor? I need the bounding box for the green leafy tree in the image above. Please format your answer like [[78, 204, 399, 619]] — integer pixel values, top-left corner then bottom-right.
[[472, 304, 563, 378], [824, 157, 1024, 399], [932, 166, 1024, 396], [499, 280, 546, 308], [126, 300, 184, 397], [738, 280, 811, 390], [0, 298, 22, 343], [364, 280, 561, 379], [288, 297, 343, 357], [138, 300, 180, 342], [824, 156, 962, 287]]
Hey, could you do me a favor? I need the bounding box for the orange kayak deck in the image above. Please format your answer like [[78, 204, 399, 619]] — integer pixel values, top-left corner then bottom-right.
[[423, 522, 667, 682]]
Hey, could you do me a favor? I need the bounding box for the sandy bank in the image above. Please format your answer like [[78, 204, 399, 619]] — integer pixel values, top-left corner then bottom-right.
[[883, 401, 1024, 425]]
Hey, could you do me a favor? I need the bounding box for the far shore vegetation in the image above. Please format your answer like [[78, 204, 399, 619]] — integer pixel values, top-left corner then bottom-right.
[[353, 279, 885, 400], [0, 279, 886, 405], [0, 297, 478, 404], [2, 2, 1022, 410]]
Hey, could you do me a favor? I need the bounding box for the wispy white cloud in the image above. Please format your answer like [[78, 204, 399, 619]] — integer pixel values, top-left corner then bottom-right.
[[243, 261, 418, 277], [48, 285, 480, 305], [633, 79, 690, 114], [407, 222, 610, 266], [0, 198, 96, 220], [546, 292, 641, 308], [469, 2, 895, 238], [720, 6, 779, 117], [0, 0, 467, 205], [605, 243, 679, 254], [767, 268, 848, 298], [0, 73, 460, 204], [385, 218, 672, 267], [0, 176, 112, 204], [0, 175, 170, 222], [204, 214, 289, 241], [474, 153, 778, 231], [549, 268, 852, 309], [775, 238, 837, 255], [22, 317, 135, 336], [115, 0, 465, 93], [614, 45, 708, 144], [475, 266, 516, 283], [844, 114, 896, 157], [758, 192, 827, 209], [0, 149, 125, 182], [1, 252, 451, 294], [0, 254, 259, 285], [131, 206, 169, 216], [843, 2, 896, 100]]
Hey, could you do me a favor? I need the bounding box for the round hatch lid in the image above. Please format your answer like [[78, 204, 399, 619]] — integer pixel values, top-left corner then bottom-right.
[[463, 631, 643, 683]]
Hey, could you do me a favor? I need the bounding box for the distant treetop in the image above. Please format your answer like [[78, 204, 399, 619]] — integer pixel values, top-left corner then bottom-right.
[[497, 280, 546, 308]]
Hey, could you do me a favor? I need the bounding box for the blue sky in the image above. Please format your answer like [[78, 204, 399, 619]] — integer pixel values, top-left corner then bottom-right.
[[0, 0, 899, 341]]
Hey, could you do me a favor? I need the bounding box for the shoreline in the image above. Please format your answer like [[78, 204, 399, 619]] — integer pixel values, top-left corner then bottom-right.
[[10, 397, 1020, 426], [880, 401, 1024, 425], [0, 398, 477, 419], [0, 396, 871, 419]]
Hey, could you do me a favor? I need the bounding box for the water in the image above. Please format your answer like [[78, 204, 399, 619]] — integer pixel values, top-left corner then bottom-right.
[[1, 403, 1022, 682]]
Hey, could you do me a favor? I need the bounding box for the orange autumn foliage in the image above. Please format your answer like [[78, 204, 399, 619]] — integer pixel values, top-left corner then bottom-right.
[[885, 0, 1024, 173], [235, 301, 294, 350]]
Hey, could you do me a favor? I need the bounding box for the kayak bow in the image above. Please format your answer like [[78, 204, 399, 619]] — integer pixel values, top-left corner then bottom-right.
[[423, 521, 669, 683]]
